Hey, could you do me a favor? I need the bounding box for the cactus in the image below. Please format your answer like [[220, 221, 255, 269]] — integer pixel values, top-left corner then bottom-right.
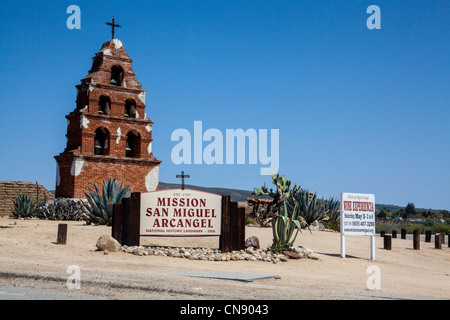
[[252, 173, 301, 218], [11, 194, 38, 218], [36, 198, 86, 221], [83, 178, 133, 225]]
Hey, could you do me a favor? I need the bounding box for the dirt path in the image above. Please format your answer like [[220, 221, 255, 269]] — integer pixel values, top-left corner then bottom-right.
[[0, 218, 448, 300]]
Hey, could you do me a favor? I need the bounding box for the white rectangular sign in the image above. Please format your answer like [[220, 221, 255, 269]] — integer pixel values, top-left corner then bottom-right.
[[140, 189, 222, 237], [340, 192, 375, 236]]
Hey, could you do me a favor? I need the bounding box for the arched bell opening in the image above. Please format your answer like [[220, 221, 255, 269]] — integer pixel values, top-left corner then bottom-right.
[[98, 96, 111, 115], [124, 99, 137, 118], [94, 127, 110, 156], [126, 130, 141, 158], [110, 65, 124, 87]]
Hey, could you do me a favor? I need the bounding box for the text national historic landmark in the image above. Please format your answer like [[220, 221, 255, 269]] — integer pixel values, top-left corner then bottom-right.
[[54, 29, 161, 198]]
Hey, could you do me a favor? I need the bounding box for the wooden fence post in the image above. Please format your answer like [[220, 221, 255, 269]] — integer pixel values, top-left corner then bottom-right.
[[401, 229, 406, 239], [435, 234, 442, 249], [219, 195, 231, 252], [384, 235, 392, 250], [413, 229, 420, 250], [380, 231, 385, 237], [425, 230, 431, 242], [57, 223, 68, 245], [392, 230, 397, 238]]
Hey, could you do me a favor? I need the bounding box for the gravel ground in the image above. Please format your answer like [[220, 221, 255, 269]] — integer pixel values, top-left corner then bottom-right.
[[0, 218, 449, 300]]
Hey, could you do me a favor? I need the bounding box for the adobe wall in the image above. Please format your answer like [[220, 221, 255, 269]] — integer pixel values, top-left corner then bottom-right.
[[0, 181, 55, 217]]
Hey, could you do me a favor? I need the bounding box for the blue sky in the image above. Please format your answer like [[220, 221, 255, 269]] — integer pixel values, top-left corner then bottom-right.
[[0, 1, 449, 209]]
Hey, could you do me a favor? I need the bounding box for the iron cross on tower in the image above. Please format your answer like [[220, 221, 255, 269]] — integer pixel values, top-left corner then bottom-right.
[[176, 171, 190, 190], [106, 17, 121, 39]]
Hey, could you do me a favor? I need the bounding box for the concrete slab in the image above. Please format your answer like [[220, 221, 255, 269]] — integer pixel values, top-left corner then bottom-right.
[[172, 270, 280, 283]]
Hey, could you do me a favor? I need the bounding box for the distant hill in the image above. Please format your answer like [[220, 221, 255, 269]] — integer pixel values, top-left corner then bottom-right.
[[159, 182, 443, 212], [158, 182, 266, 202], [51, 182, 442, 212]]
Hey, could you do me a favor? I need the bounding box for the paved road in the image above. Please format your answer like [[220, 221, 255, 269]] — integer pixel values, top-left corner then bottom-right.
[[0, 285, 104, 300]]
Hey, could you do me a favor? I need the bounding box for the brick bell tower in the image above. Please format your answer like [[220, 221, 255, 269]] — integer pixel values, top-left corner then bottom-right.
[[55, 29, 161, 198]]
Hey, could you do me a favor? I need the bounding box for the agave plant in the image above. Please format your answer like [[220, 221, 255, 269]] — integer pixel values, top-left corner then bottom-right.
[[322, 197, 340, 231], [269, 201, 306, 253], [11, 194, 38, 218], [83, 178, 133, 225], [288, 189, 326, 226]]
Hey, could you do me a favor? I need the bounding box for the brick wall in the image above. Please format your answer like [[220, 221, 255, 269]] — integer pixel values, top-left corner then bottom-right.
[[0, 181, 55, 217]]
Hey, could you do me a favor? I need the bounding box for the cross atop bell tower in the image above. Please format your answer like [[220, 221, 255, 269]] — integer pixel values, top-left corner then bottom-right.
[[106, 17, 121, 39]]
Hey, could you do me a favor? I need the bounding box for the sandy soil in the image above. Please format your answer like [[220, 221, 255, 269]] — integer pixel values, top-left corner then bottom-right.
[[0, 217, 449, 300]]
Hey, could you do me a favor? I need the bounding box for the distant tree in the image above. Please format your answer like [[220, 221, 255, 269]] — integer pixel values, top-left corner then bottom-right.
[[378, 207, 387, 220], [405, 203, 416, 218], [440, 210, 449, 219]]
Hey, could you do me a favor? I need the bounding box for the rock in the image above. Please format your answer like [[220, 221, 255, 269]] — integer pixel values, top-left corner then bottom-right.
[[307, 252, 320, 260], [96, 235, 121, 252], [245, 247, 254, 254], [295, 245, 313, 255], [310, 220, 325, 231], [245, 236, 260, 250], [282, 251, 302, 259], [279, 256, 288, 262]]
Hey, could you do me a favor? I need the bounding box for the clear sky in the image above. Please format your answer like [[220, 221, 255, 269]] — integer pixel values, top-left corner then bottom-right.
[[0, 1, 449, 209]]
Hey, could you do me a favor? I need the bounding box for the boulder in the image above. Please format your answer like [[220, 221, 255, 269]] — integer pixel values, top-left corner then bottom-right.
[[294, 245, 313, 255], [282, 251, 302, 259], [245, 236, 260, 249], [96, 235, 121, 252], [307, 252, 320, 260], [310, 220, 325, 231]]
